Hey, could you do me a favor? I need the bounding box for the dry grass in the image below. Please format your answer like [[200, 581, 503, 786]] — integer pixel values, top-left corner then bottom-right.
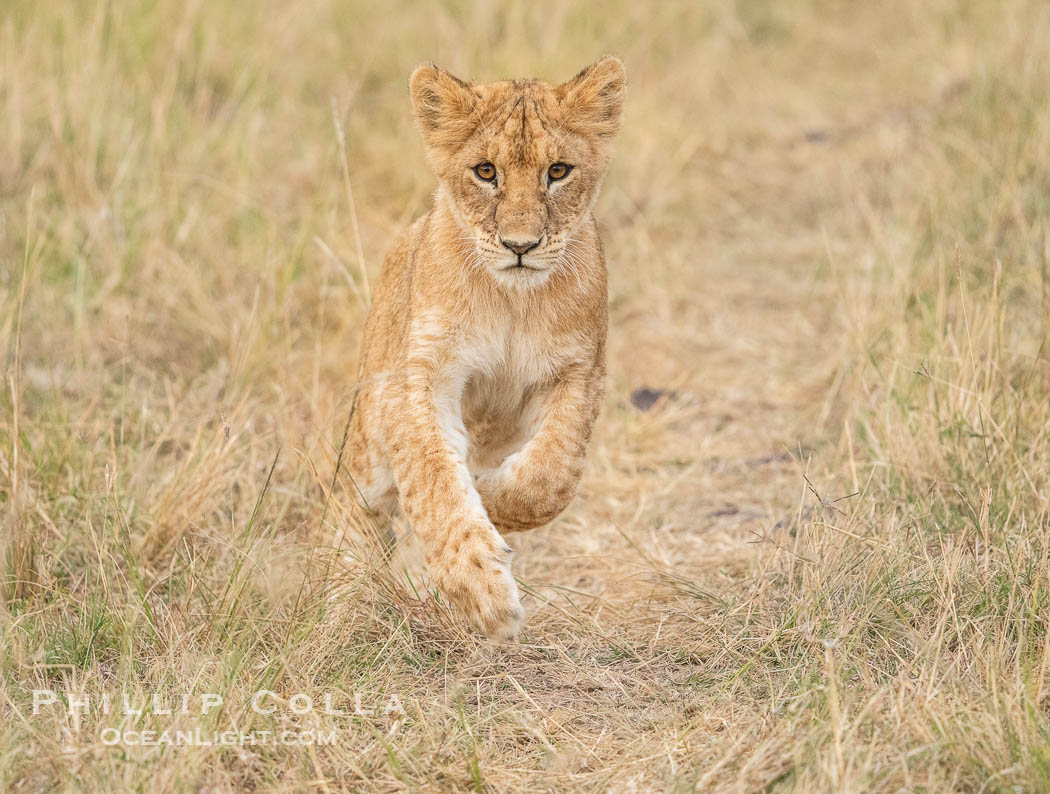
[[2, 0, 1050, 791]]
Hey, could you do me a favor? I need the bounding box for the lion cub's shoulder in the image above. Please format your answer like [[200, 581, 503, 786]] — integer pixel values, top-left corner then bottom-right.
[[358, 215, 429, 374]]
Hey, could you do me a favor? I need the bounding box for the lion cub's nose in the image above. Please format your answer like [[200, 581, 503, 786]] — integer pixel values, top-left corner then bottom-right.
[[501, 238, 541, 256]]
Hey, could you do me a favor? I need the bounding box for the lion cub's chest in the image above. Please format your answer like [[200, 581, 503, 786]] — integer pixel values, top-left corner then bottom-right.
[[458, 319, 573, 460], [461, 321, 563, 413]]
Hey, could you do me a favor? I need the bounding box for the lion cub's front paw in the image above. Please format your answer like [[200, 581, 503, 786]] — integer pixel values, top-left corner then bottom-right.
[[431, 522, 524, 641]]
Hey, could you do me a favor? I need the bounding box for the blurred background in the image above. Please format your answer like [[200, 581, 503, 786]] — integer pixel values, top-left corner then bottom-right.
[[2, 1, 1049, 791]]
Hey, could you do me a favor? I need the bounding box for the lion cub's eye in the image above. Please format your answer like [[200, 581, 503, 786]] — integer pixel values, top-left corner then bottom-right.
[[547, 162, 573, 182], [473, 162, 497, 182]]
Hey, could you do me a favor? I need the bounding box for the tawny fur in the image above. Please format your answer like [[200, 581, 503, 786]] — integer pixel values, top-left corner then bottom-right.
[[347, 57, 625, 639]]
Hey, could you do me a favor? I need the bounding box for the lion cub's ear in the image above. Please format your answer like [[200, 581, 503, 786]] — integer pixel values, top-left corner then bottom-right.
[[409, 64, 478, 156], [557, 55, 626, 140]]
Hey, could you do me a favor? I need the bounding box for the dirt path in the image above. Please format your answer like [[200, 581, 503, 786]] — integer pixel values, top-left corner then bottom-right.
[[441, 44, 948, 782], [433, 124, 864, 790]]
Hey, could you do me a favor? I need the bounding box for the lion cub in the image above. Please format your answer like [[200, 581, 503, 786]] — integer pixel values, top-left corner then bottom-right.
[[347, 57, 625, 639]]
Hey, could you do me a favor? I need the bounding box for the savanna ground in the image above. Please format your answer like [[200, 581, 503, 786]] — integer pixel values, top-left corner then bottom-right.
[[2, 1, 1049, 791]]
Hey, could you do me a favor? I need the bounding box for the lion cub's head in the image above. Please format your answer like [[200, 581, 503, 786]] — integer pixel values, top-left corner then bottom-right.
[[409, 57, 625, 286]]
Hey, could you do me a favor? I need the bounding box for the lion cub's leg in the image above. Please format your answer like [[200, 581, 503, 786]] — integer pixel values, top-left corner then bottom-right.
[[476, 365, 603, 532], [383, 360, 525, 640], [345, 382, 398, 537]]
